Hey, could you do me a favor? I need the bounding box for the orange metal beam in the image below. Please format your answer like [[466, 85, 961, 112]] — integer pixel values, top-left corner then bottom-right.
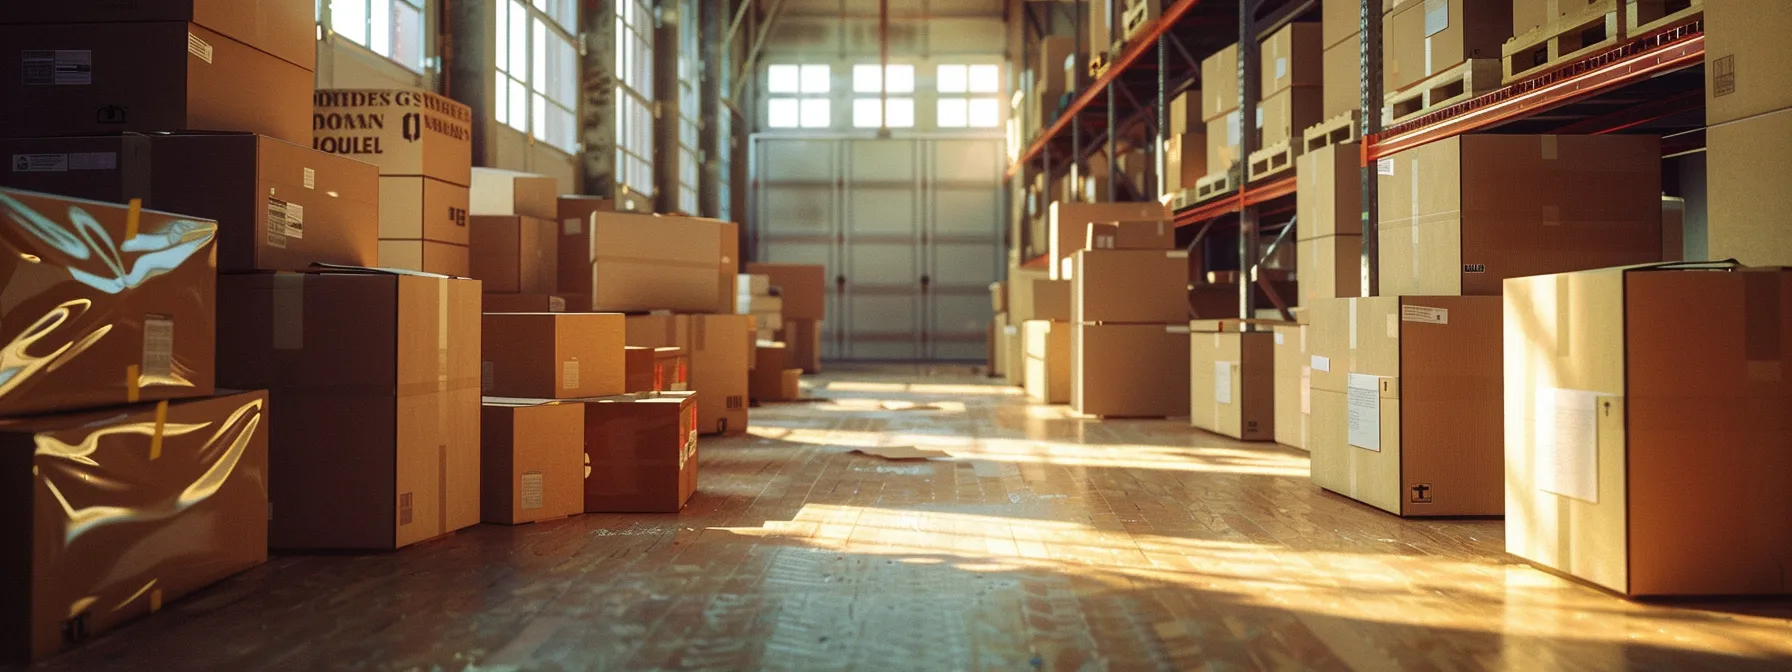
[[1171, 174, 1297, 227]]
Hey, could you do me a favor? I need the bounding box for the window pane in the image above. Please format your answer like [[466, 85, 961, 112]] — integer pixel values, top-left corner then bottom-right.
[[937, 98, 968, 127], [332, 0, 367, 46], [369, 0, 391, 55], [968, 97, 999, 127], [885, 64, 915, 93], [852, 98, 882, 128], [969, 64, 1000, 93], [853, 64, 882, 94], [509, 1, 528, 82], [495, 3, 510, 72], [390, 1, 423, 71], [768, 98, 800, 128], [937, 64, 967, 93], [800, 64, 830, 93], [509, 78, 529, 131], [533, 0, 576, 31], [532, 19, 547, 93], [495, 72, 509, 124], [767, 65, 801, 93], [886, 98, 915, 128], [800, 98, 830, 128]]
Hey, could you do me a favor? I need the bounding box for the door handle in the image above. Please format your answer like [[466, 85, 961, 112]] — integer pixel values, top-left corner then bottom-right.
[[919, 274, 932, 290]]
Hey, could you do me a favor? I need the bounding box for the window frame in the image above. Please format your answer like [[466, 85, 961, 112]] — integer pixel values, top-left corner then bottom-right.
[[318, 0, 430, 74], [494, 0, 581, 155]]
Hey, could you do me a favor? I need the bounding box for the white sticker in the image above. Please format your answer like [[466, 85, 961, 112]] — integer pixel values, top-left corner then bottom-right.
[[303, 167, 316, 190], [12, 154, 67, 172], [1377, 158, 1395, 176], [20, 50, 92, 85], [282, 202, 304, 239], [519, 472, 544, 509], [141, 315, 174, 380], [264, 198, 290, 249], [1215, 362, 1234, 404], [69, 152, 115, 170], [187, 33, 214, 64], [1274, 332, 1285, 346], [563, 218, 582, 235], [561, 360, 581, 390], [1275, 57, 1287, 80], [1311, 355, 1331, 372], [1536, 388, 1604, 503], [481, 361, 494, 392], [1346, 373, 1382, 452], [548, 296, 567, 312], [1166, 325, 1192, 335], [1401, 305, 1449, 325]]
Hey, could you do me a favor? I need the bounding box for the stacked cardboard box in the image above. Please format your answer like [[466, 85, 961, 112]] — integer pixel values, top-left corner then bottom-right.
[[1201, 44, 1244, 184], [625, 314, 755, 436], [1256, 23, 1325, 157], [625, 346, 690, 393], [1705, 2, 1792, 267], [1047, 202, 1172, 279], [739, 273, 784, 342], [745, 263, 826, 373], [1271, 321, 1311, 450], [1020, 274, 1073, 402], [750, 342, 803, 402], [479, 399, 585, 525], [560, 211, 737, 313], [1382, 0, 1508, 107], [471, 168, 559, 286], [1071, 227, 1190, 417], [1161, 89, 1209, 201], [1322, 0, 1364, 119], [1188, 320, 1280, 441], [578, 391, 700, 513], [1294, 141, 1363, 305]]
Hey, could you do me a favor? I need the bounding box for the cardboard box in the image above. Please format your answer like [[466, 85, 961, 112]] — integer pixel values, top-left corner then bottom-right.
[[1299, 235, 1364, 305], [750, 343, 800, 401], [471, 168, 558, 220], [1206, 111, 1245, 172], [1038, 35, 1075, 97], [1708, 108, 1792, 267], [737, 295, 783, 315], [1072, 323, 1192, 417], [1705, 0, 1791, 126], [379, 239, 469, 277], [0, 133, 380, 272], [1005, 267, 1048, 322], [1047, 201, 1171, 279], [625, 314, 753, 435], [1385, 0, 1509, 93], [0, 391, 269, 663], [1258, 86, 1325, 149], [313, 89, 474, 186], [0, 0, 316, 71], [1377, 135, 1663, 296], [1073, 249, 1190, 324], [215, 270, 483, 550], [1272, 323, 1310, 450], [1168, 91, 1203, 136], [624, 346, 688, 393], [782, 318, 823, 374], [563, 213, 739, 313], [1086, 220, 1176, 250], [481, 313, 625, 399], [1324, 0, 1365, 48], [579, 391, 699, 513], [1322, 38, 1362, 119], [1162, 132, 1209, 197], [1262, 22, 1324, 96], [1031, 279, 1073, 322], [479, 399, 585, 525], [1307, 295, 1503, 516], [743, 273, 775, 297], [1296, 142, 1363, 240], [380, 176, 471, 252], [744, 263, 826, 319], [1023, 320, 1072, 404], [483, 293, 584, 313], [1202, 43, 1241, 121], [989, 280, 1007, 313], [0, 23, 311, 143], [1504, 264, 1792, 596], [470, 215, 557, 294], [624, 346, 656, 393], [0, 188, 216, 417], [1086, 0, 1112, 64], [1189, 327, 1276, 441]]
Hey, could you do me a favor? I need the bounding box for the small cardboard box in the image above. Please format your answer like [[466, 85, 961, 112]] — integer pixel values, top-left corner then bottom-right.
[[1296, 142, 1363, 240], [380, 176, 471, 250], [565, 213, 739, 314], [1261, 22, 1325, 96], [470, 215, 558, 294], [1023, 320, 1071, 404], [1201, 43, 1240, 121], [479, 399, 586, 525], [624, 346, 657, 393], [626, 314, 753, 434], [0, 188, 216, 417], [782, 318, 823, 374], [1032, 279, 1073, 322], [0, 0, 317, 71], [1322, 39, 1361, 119], [1072, 249, 1190, 324], [1168, 91, 1203, 136], [1072, 323, 1192, 418], [1707, 108, 1792, 267], [751, 342, 798, 401], [313, 89, 474, 186], [1384, 0, 1509, 92], [1047, 201, 1172, 280], [1258, 86, 1324, 149], [744, 263, 826, 320], [580, 391, 700, 513], [1272, 323, 1310, 450], [1162, 132, 1209, 197], [482, 313, 626, 399], [1206, 110, 1245, 171], [1189, 326, 1277, 441], [471, 168, 558, 220], [1298, 235, 1363, 305]]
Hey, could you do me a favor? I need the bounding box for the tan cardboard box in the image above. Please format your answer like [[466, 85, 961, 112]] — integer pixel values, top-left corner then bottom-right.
[[1323, 0, 1364, 49], [381, 176, 470, 250], [471, 168, 558, 220], [1072, 323, 1192, 417], [1202, 43, 1240, 121], [1047, 201, 1172, 279], [1299, 235, 1363, 305], [783, 318, 823, 373], [1032, 279, 1073, 322], [483, 293, 584, 313], [482, 313, 625, 399], [313, 89, 473, 187], [1385, 0, 1509, 93], [1038, 35, 1075, 97], [1261, 22, 1325, 96], [1206, 111, 1244, 172], [1023, 320, 1071, 404], [745, 263, 826, 319], [1189, 327, 1277, 441], [578, 391, 699, 513], [1272, 323, 1310, 450], [750, 342, 799, 401], [0, 133, 379, 272], [380, 240, 469, 277], [1377, 135, 1662, 296], [1705, 0, 1792, 126], [563, 213, 738, 313], [479, 399, 585, 525], [1307, 295, 1503, 516], [1072, 249, 1190, 324], [1168, 91, 1203, 136], [1087, 220, 1176, 250], [1708, 108, 1792, 267], [1006, 267, 1049, 322], [1322, 38, 1362, 119], [1162, 132, 1209, 197], [1296, 142, 1363, 240], [470, 215, 558, 294], [1258, 85, 1325, 149], [0, 0, 317, 71], [0, 188, 217, 417], [625, 314, 753, 435], [625, 346, 656, 392], [0, 23, 311, 144], [216, 271, 483, 550]]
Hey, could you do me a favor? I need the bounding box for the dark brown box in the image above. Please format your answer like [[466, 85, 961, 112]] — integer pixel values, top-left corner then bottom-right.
[[470, 215, 557, 294], [479, 399, 585, 525], [579, 391, 699, 513], [0, 0, 317, 71], [744, 263, 827, 320]]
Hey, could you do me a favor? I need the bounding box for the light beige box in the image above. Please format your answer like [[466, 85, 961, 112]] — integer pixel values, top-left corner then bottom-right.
[[1272, 323, 1310, 450], [1023, 320, 1072, 404], [1189, 325, 1277, 441]]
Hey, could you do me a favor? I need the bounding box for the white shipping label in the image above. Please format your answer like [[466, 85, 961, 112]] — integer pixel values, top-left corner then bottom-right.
[[303, 167, 316, 189], [282, 202, 304, 239], [141, 315, 174, 380], [1535, 388, 1604, 503], [187, 33, 214, 64], [561, 359, 581, 390], [1215, 362, 1234, 404], [69, 152, 115, 170], [264, 198, 290, 249], [1275, 57, 1287, 80], [12, 154, 67, 172], [548, 296, 567, 312], [1346, 373, 1382, 452], [519, 472, 544, 510], [563, 218, 582, 235], [1377, 158, 1395, 176], [20, 50, 92, 85], [1402, 305, 1449, 325], [1311, 355, 1331, 372], [1275, 332, 1285, 346], [481, 361, 494, 392]]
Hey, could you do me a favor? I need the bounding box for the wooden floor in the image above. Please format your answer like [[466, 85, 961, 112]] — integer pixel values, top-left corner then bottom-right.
[[35, 365, 1792, 671]]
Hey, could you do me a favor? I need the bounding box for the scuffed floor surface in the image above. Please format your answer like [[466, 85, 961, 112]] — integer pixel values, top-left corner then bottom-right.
[[32, 365, 1792, 671]]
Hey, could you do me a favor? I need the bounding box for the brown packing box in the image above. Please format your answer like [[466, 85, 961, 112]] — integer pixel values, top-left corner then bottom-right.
[[1188, 327, 1276, 441], [624, 347, 656, 393], [1072, 249, 1190, 324], [1377, 135, 1662, 296], [1272, 323, 1310, 450], [1705, 1, 1792, 126], [623, 346, 688, 393], [313, 89, 474, 186], [745, 263, 827, 320], [625, 314, 753, 435], [1205, 111, 1244, 172], [1072, 323, 1192, 418], [1322, 39, 1361, 119], [1168, 91, 1202, 136], [483, 293, 586, 313], [0, 188, 216, 417], [380, 176, 470, 249], [1384, 0, 1509, 93], [379, 240, 469, 277], [1086, 220, 1175, 251], [1307, 295, 1503, 516], [782, 318, 823, 374], [0, 0, 316, 71], [1504, 264, 1792, 597], [470, 215, 558, 294], [482, 313, 625, 399], [1162, 132, 1208, 197], [1257, 86, 1324, 149], [478, 399, 585, 525], [1023, 320, 1071, 404], [470, 168, 558, 220], [1261, 22, 1325, 96], [579, 391, 699, 513], [1299, 235, 1364, 305], [1031, 279, 1072, 322], [1006, 267, 1049, 322], [0, 23, 311, 144], [215, 270, 483, 550], [1296, 142, 1363, 240], [1708, 109, 1792, 267], [564, 213, 739, 314], [750, 343, 798, 401], [1037, 35, 1075, 97], [1201, 43, 1241, 121], [0, 391, 269, 664], [1046, 201, 1171, 280], [0, 134, 379, 272], [1323, 0, 1365, 48]]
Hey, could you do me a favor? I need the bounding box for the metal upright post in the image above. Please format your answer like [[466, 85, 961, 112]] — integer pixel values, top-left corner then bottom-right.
[[1237, 0, 1260, 321], [1360, 0, 1383, 297], [1153, 32, 1167, 202], [1105, 2, 1117, 202]]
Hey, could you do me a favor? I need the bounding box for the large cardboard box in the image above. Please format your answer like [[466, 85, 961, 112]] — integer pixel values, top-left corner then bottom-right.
[[1202, 43, 1241, 121], [1032, 279, 1073, 322], [470, 215, 558, 294], [379, 240, 469, 277], [1072, 323, 1192, 417], [1708, 108, 1792, 267], [1299, 235, 1364, 305], [0, 188, 217, 417], [744, 263, 826, 319], [1189, 326, 1276, 441], [579, 391, 699, 513], [215, 270, 483, 550], [1384, 0, 1509, 93], [1022, 320, 1072, 404], [1258, 86, 1325, 149], [470, 168, 557, 220], [479, 399, 586, 525], [1705, 1, 1792, 126], [1162, 132, 1209, 197], [1377, 135, 1662, 296], [1168, 91, 1203, 136], [1324, 0, 1365, 48], [750, 342, 800, 401], [312, 89, 474, 186], [624, 346, 688, 393], [1206, 111, 1245, 172], [0, 134, 379, 272], [563, 213, 739, 314], [0, 391, 269, 664], [0, 0, 316, 71], [1262, 22, 1325, 96], [1072, 249, 1190, 324], [1047, 201, 1171, 280], [1322, 38, 1361, 119], [0, 23, 311, 143], [1504, 264, 1792, 596], [379, 176, 470, 265], [1296, 142, 1363, 240], [1272, 323, 1310, 450], [1086, 220, 1176, 251], [625, 314, 753, 435], [481, 313, 625, 399], [1308, 295, 1503, 516], [1037, 35, 1075, 97]]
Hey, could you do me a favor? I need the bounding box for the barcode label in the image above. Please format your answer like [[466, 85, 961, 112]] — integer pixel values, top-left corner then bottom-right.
[[12, 154, 67, 172], [519, 472, 544, 509], [21, 50, 91, 86], [303, 167, 315, 189], [561, 360, 580, 390], [141, 315, 174, 380], [265, 198, 290, 249]]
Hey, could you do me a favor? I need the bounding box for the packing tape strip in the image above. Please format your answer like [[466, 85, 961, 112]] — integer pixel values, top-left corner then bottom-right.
[[124, 198, 142, 240], [149, 400, 168, 460], [126, 364, 141, 403]]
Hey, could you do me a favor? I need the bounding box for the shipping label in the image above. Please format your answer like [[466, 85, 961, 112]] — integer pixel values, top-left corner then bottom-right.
[[21, 49, 91, 85]]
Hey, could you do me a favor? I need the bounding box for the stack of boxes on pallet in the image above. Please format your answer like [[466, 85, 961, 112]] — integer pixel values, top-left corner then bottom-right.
[[1705, 2, 1788, 267], [740, 273, 804, 403], [1072, 220, 1190, 418], [1249, 23, 1324, 181], [746, 263, 826, 374], [1161, 88, 1208, 206], [1197, 44, 1244, 199], [1321, 0, 1365, 122], [1382, 0, 1509, 125]]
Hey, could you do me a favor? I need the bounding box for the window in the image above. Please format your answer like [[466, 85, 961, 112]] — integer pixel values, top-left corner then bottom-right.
[[676, 0, 699, 215], [937, 64, 1002, 128], [614, 0, 654, 195], [322, 0, 427, 73], [766, 64, 831, 129], [850, 64, 915, 129], [494, 0, 579, 154]]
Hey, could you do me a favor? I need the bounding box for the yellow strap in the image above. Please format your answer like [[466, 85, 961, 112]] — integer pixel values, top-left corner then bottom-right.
[[124, 198, 142, 240], [149, 589, 163, 612], [149, 400, 167, 460], [125, 364, 141, 403]]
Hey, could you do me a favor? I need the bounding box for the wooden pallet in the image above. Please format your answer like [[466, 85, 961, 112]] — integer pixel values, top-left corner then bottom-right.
[[1170, 188, 1202, 210], [1302, 111, 1360, 153], [1504, 1, 1623, 83], [1089, 51, 1110, 79], [1193, 166, 1241, 203], [1384, 59, 1503, 125], [1627, 0, 1701, 36], [1122, 1, 1153, 41], [1247, 140, 1299, 182]]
